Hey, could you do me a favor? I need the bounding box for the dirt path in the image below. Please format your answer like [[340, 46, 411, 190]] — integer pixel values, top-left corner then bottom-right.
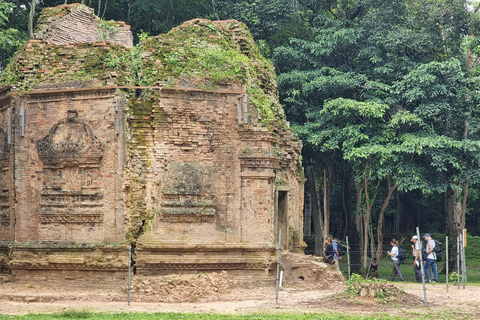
[[0, 280, 479, 318]]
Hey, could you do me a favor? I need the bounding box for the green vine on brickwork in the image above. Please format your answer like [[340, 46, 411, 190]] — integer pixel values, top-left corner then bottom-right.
[[97, 20, 118, 41], [1, 16, 288, 129], [104, 51, 129, 68], [157, 38, 250, 86], [131, 31, 149, 86], [74, 4, 89, 11]]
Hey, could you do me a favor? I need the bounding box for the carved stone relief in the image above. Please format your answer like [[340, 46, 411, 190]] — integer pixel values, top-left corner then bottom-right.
[[0, 127, 9, 227], [160, 161, 216, 223], [39, 186, 103, 223], [0, 128, 10, 164], [36, 110, 104, 169], [0, 186, 9, 227], [36, 110, 105, 223]]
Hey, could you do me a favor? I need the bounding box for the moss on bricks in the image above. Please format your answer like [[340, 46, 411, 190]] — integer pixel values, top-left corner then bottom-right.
[[0, 41, 133, 91], [139, 19, 288, 129], [0, 9, 289, 129]]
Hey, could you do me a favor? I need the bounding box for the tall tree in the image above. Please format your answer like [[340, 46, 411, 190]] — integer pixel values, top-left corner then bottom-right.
[[274, 0, 480, 269], [0, 1, 27, 71], [28, 0, 36, 37]]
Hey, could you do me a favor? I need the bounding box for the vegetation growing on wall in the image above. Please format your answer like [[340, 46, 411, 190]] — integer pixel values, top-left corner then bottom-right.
[[97, 20, 119, 41], [31, 5, 74, 32], [0, 40, 132, 91], [1, 6, 287, 130], [139, 19, 287, 127]]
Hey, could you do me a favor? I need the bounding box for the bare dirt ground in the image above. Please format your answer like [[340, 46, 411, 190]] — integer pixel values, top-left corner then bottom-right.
[[0, 274, 479, 318]]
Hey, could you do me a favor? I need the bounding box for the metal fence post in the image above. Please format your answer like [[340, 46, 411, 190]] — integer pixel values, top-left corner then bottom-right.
[[128, 246, 132, 306], [275, 229, 282, 306], [416, 227, 427, 307], [346, 236, 351, 280], [445, 236, 448, 292]]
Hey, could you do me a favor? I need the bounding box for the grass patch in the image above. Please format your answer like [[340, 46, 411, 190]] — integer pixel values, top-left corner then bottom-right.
[[0, 311, 425, 320]]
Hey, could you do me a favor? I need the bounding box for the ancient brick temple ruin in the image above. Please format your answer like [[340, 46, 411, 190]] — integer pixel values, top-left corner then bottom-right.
[[0, 4, 304, 281]]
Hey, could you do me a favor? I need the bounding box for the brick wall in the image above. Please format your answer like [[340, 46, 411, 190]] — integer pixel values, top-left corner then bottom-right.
[[13, 88, 126, 243], [34, 4, 133, 48], [0, 5, 304, 280], [0, 92, 13, 241]]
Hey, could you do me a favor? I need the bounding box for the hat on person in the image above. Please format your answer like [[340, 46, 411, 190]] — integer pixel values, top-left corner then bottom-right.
[[423, 233, 430, 238], [411, 235, 418, 241]]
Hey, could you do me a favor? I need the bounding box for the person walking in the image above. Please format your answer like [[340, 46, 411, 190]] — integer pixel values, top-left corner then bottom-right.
[[387, 239, 404, 282], [411, 235, 422, 283], [423, 233, 438, 283], [329, 235, 342, 265], [324, 237, 334, 265]]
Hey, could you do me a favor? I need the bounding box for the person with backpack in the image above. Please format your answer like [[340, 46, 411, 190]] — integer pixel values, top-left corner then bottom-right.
[[411, 235, 423, 283], [387, 238, 404, 282], [323, 237, 335, 265], [328, 235, 343, 271], [329, 235, 343, 265], [423, 233, 438, 283]]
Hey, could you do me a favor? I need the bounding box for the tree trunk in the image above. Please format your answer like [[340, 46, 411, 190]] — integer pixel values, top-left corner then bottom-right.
[[305, 165, 324, 256], [369, 223, 376, 261], [355, 180, 363, 255], [212, 0, 220, 20], [375, 174, 397, 268], [362, 168, 381, 269], [28, 0, 37, 38], [343, 167, 361, 273], [102, 0, 108, 18], [462, 182, 468, 227], [126, 0, 131, 24], [445, 184, 466, 272], [362, 174, 372, 269], [362, 173, 373, 269], [303, 184, 313, 237], [322, 166, 332, 237]]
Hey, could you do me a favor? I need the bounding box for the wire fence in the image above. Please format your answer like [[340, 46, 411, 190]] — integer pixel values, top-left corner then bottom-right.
[[313, 232, 468, 287]]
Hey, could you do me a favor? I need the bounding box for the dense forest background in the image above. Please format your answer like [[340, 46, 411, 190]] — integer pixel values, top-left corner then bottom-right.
[[2, 0, 480, 271]]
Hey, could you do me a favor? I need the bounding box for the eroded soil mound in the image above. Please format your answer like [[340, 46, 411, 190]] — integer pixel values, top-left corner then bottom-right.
[[128, 252, 345, 303], [307, 282, 424, 313], [280, 251, 344, 290], [128, 271, 240, 303]]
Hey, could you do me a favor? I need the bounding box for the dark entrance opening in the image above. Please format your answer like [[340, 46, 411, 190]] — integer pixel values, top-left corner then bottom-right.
[[275, 190, 288, 249]]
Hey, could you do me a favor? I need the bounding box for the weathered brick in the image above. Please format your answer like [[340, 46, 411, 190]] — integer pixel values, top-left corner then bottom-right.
[[0, 6, 305, 281]]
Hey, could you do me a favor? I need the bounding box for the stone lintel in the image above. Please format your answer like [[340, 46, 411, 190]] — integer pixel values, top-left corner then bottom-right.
[[240, 172, 275, 179], [139, 255, 265, 265], [136, 242, 276, 252], [7, 242, 128, 251], [8, 86, 246, 97]]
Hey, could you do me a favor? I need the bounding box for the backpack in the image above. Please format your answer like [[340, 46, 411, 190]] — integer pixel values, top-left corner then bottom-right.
[[396, 246, 406, 261], [433, 239, 442, 261], [333, 240, 345, 256], [422, 239, 442, 261], [421, 248, 428, 261]]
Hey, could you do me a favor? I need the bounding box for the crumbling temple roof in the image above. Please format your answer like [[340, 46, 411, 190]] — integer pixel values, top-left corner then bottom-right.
[[34, 4, 133, 48], [0, 4, 287, 128]]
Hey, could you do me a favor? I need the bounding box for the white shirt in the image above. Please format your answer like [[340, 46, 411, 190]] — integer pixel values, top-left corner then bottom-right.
[[426, 239, 436, 260], [413, 241, 422, 260], [391, 246, 398, 261]]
